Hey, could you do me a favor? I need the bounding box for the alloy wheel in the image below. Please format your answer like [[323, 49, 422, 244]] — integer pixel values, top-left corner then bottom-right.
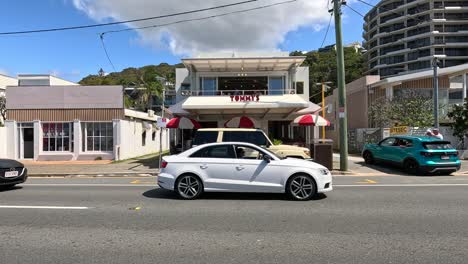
[[289, 176, 315, 200], [177, 175, 202, 199]]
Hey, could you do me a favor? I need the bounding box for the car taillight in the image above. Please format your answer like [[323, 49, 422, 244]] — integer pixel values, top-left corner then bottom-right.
[[420, 152, 432, 157], [161, 161, 168, 168]]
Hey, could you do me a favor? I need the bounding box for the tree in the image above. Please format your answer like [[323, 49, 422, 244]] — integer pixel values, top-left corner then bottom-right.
[[369, 90, 438, 128], [290, 47, 366, 102], [447, 98, 468, 147], [0, 96, 6, 126]]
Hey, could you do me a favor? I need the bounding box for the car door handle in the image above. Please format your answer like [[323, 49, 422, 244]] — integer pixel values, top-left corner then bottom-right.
[[236, 166, 245, 171], [200, 165, 208, 169]]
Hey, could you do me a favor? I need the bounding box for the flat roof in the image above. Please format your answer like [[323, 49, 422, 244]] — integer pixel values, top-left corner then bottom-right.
[[182, 56, 306, 72], [371, 63, 468, 87]]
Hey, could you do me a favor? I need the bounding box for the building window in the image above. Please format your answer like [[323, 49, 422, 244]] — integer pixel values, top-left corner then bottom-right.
[[295, 82, 304, 94], [152, 131, 156, 141], [81, 122, 113, 152], [142, 131, 146, 146], [42, 123, 73, 152], [268, 76, 284, 95], [201, 77, 217, 95]]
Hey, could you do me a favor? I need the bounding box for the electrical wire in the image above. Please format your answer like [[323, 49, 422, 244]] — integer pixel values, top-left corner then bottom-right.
[[320, 13, 334, 48], [356, 0, 428, 24], [0, 0, 258, 35], [101, 0, 298, 35], [344, 4, 365, 18], [99, 34, 116, 71]]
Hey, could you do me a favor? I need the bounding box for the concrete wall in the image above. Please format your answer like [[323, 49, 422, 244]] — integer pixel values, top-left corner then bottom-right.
[[116, 119, 169, 160], [175, 68, 190, 103], [0, 127, 6, 158], [295, 66, 310, 101]]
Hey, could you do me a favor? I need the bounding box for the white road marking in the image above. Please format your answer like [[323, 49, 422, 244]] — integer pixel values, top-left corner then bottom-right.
[[24, 184, 155, 187], [335, 183, 468, 187], [0, 205, 89, 210]]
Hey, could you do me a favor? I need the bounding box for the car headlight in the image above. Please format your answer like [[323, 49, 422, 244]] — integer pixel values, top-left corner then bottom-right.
[[304, 150, 311, 157], [319, 169, 329, 175]]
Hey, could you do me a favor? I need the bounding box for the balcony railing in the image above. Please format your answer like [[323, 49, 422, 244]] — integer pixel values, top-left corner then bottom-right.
[[180, 88, 297, 96]]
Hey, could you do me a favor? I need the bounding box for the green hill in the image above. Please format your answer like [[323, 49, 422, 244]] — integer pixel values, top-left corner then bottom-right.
[[79, 63, 184, 87]]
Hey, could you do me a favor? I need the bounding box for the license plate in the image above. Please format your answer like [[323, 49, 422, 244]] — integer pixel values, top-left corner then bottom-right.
[[4, 171, 18, 178], [441, 155, 450, 160]]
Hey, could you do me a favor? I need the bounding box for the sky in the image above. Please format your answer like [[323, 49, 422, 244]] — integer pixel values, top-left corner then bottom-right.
[[0, 0, 375, 82]]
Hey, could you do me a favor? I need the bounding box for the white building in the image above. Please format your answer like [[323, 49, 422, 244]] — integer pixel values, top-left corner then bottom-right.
[[169, 52, 318, 145], [3, 84, 169, 161]]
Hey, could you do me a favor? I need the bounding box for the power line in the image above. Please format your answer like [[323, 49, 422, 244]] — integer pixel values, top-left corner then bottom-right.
[[101, 0, 298, 35], [344, 4, 365, 18], [320, 13, 334, 48], [99, 34, 116, 72], [0, 0, 258, 35], [356, 0, 428, 25]]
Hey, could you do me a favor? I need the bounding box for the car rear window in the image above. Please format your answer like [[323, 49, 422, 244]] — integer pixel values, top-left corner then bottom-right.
[[423, 141, 454, 150], [192, 131, 218, 145], [222, 131, 268, 146], [190, 145, 236, 159]]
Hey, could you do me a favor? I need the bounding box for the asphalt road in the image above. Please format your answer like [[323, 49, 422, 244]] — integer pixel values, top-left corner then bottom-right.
[[1, 176, 468, 264]]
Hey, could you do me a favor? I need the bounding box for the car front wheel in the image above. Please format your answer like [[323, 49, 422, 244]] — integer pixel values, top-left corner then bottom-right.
[[286, 174, 317, 201], [175, 174, 203, 200], [363, 151, 375, 164]]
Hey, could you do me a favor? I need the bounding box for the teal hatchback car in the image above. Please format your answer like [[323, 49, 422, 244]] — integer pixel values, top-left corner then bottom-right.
[[362, 136, 461, 175]]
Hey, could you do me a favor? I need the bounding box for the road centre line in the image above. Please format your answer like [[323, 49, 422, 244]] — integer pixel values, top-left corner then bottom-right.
[[0, 205, 89, 210]]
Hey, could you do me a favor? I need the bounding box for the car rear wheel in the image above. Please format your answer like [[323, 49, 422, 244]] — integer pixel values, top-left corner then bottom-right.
[[286, 174, 317, 201], [175, 174, 203, 200], [363, 151, 375, 164], [404, 159, 420, 175]]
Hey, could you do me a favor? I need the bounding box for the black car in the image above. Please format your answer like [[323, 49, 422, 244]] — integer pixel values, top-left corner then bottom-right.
[[0, 159, 28, 188]]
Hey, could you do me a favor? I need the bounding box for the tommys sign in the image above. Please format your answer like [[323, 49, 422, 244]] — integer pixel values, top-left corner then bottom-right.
[[230, 94, 260, 102]]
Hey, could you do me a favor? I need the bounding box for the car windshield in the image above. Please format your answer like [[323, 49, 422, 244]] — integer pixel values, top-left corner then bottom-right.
[[423, 141, 454, 150]]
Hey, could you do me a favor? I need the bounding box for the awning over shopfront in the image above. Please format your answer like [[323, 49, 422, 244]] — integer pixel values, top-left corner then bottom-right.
[[176, 94, 311, 119], [182, 56, 306, 72]]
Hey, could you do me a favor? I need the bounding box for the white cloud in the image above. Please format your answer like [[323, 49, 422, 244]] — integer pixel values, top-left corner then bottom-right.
[[0, 68, 10, 76], [72, 0, 330, 55]]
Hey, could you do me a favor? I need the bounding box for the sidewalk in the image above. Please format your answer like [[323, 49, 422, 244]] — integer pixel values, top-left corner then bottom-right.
[[332, 153, 468, 176], [23, 153, 162, 177], [23, 152, 468, 177]]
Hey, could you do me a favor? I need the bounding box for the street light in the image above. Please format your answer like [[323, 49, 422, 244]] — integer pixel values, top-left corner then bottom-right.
[[315, 81, 333, 140], [432, 55, 446, 129]]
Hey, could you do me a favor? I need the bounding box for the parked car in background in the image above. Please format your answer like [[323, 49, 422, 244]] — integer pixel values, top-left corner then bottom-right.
[[0, 159, 28, 188], [159, 142, 332, 200], [362, 136, 461, 175], [192, 128, 311, 159]]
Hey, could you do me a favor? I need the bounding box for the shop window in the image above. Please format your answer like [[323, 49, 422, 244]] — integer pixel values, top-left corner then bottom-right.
[[42, 123, 73, 152], [142, 131, 146, 146], [268, 76, 284, 95], [201, 77, 217, 95], [81, 122, 113, 152], [295, 82, 304, 94]]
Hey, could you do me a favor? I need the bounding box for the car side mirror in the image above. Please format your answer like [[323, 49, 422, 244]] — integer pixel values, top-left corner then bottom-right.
[[263, 155, 272, 163]]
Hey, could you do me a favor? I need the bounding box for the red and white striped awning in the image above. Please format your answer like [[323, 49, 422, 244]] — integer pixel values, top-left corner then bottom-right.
[[291, 114, 330, 127], [224, 116, 257, 128], [166, 117, 202, 129]]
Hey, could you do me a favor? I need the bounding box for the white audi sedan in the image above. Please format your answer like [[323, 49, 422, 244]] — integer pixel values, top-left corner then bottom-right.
[[158, 142, 332, 200]]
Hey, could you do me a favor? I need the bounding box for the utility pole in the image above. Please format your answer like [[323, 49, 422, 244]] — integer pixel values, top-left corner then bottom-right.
[[322, 82, 326, 140], [156, 76, 167, 171], [432, 57, 440, 128], [333, 0, 348, 171]]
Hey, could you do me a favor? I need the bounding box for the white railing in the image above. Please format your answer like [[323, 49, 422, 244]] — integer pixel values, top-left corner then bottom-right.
[[180, 88, 297, 96]]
